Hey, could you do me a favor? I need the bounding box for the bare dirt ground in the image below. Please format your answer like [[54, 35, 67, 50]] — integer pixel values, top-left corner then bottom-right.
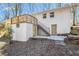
[[4, 38, 79, 56]]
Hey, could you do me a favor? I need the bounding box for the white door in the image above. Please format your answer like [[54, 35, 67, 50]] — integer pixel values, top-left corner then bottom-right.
[[51, 24, 57, 34]]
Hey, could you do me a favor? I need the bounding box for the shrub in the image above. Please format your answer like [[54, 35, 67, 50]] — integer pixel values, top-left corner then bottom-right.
[[0, 25, 12, 42]]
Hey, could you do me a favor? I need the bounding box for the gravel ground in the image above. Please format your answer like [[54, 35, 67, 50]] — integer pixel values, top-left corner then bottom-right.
[[4, 38, 79, 56]]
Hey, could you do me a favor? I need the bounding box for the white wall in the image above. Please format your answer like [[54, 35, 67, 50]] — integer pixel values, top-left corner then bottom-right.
[[33, 8, 73, 34], [35, 13, 51, 28], [50, 10, 73, 34], [12, 23, 33, 41]]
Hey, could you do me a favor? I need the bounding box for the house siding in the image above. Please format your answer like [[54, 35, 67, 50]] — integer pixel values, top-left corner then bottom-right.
[[32, 8, 73, 34]]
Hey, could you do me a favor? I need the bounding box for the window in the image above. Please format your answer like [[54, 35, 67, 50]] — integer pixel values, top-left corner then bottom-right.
[[43, 13, 46, 19], [50, 12, 54, 17]]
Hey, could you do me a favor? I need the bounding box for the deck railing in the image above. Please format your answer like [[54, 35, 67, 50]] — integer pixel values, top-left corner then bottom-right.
[[11, 14, 38, 25]]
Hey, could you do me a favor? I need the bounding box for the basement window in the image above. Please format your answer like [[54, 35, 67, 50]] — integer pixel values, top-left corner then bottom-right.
[[50, 12, 54, 17], [43, 13, 46, 19]]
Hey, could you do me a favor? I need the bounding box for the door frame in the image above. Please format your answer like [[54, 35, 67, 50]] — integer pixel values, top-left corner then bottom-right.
[[51, 24, 57, 35]]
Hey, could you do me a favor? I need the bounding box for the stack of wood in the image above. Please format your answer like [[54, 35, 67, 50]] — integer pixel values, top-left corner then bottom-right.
[[64, 35, 79, 45]]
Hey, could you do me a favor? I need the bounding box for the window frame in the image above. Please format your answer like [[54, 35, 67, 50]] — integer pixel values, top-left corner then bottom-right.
[[43, 13, 47, 19], [50, 12, 54, 18]]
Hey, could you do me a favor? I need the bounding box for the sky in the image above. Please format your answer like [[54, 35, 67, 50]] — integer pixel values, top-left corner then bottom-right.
[[0, 3, 79, 22], [0, 3, 58, 21]]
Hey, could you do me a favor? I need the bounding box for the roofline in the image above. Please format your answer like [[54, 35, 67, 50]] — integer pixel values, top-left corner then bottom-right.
[[31, 6, 72, 15]]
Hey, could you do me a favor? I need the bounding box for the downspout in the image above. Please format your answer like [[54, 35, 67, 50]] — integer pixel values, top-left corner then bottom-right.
[[72, 4, 78, 26], [72, 7, 76, 26]]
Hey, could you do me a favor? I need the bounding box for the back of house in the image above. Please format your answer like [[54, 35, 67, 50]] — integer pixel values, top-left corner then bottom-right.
[[32, 7, 73, 35]]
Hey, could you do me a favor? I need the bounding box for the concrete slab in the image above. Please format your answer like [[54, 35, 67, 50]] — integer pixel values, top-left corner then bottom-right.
[[32, 35, 66, 41], [49, 36, 66, 40]]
